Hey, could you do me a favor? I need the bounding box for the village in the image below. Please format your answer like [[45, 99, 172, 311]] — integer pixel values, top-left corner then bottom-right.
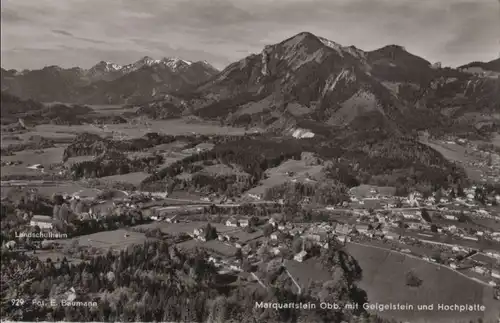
[[5, 178, 500, 300]]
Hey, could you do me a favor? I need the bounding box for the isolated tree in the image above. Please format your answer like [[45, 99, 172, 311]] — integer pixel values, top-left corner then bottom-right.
[[431, 251, 443, 264], [434, 190, 443, 204], [235, 248, 243, 261], [204, 223, 218, 241], [292, 238, 303, 254], [405, 270, 422, 287], [420, 208, 432, 223], [52, 194, 64, 205], [457, 211, 469, 223], [262, 224, 274, 237]]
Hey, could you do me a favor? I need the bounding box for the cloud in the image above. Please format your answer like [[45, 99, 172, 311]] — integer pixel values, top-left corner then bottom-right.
[[52, 29, 107, 44], [1, 0, 498, 70], [52, 29, 73, 37]]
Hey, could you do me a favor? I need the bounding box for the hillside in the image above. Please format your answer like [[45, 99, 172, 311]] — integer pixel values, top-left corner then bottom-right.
[[459, 58, 500, 73], [346, 243, 500, 323], [0, 92, 126, 127]]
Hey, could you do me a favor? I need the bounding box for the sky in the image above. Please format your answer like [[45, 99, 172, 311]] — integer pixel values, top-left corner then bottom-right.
[[1, 0, 499, 70]]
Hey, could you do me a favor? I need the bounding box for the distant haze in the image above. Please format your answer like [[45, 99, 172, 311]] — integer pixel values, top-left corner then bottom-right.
[[1, 0, 499, 70]]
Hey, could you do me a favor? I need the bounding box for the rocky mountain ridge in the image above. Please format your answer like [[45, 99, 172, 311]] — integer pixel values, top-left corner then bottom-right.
[[2, 32, 498, 139], [137, 32, 498, 138], [1, 56, 219, 105]]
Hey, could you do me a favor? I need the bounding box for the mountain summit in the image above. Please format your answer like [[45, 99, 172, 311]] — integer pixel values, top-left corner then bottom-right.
[[144, 31, 498, 137]]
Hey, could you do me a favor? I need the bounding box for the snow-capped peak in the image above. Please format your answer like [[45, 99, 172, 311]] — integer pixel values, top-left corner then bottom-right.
[[161, 57, 193, 70], [118, 56, 193, 72], [92, 61, 122, 72], [318, 36, 344, 57], [137, 56, 162, 66], [120, 56, 160, 72]]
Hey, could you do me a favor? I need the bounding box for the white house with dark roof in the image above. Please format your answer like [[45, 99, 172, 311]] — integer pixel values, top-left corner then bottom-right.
[[30, 215, 53, 229], [293, 250, 308, 262]]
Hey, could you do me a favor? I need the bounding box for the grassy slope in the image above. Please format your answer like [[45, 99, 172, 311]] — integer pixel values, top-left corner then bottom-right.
[[346, 243, 500, 323]]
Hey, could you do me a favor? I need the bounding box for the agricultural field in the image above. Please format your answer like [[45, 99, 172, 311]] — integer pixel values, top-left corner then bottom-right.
[[349, 184, 397, 198], [345, 242, 500, 323], [29, 118, 250, 140], [420, 138, 500, 184], [244, 158, 325, 197], [87, 104, 138, 115], [473, 217, 500, 232], [99, 172, 150, 186], [1, 146, 66, 179], [283, 258, 332, 290], [491, 133, 500, 148], [2, 146, 65, 165], [201, 240, 238, 257], [2, 130, 76, 145], [0, 135, 23, 148], [64, 155, 95, 166], [1, 166, 45, 178], [175, 239, 238, 257], [58, 229, 149, 251], [0, 182, 101, 199], [420, 139, 484, 182]]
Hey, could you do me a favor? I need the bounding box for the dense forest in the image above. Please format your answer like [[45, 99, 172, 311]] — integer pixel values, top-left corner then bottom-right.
[[264, 180, 350, 206], [141, 134, 466, 198], [69, 151, 164, 180], [1, 238, 405, 323], [62, 132, 261, 161]]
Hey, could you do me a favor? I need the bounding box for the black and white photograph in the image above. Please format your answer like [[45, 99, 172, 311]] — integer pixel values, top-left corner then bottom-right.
[[1, 0, 500, 322]]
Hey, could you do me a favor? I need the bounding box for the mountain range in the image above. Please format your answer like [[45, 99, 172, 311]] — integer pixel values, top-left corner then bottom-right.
[[0, 56, 219, 104], [137, 32, 500, 137], [2, 31, 499, 137]]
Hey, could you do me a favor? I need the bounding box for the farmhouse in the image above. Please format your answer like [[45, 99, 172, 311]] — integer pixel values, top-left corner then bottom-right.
[[226, 218, 238, 227], [30, 215, 53, 229], [402, 212, 418, 220], [239, 219, 249, 227], [384, 232, 401, 240], [225, 218, 249, 227], [293, 250, 308, 262], [193, 228, 206, 241], [354, 224, 369, 234]]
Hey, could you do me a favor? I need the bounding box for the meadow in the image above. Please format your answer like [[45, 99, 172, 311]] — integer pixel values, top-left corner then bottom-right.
[[29, 118, 250, 140], [58, 229, 149, 251], [2, 146, 65, 165], [244, 159, 325, 197], [345, 242, 500, 323], [491, 133, 500, 148], [420, 139, 488, 183], [99, 172, 150, 186]]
